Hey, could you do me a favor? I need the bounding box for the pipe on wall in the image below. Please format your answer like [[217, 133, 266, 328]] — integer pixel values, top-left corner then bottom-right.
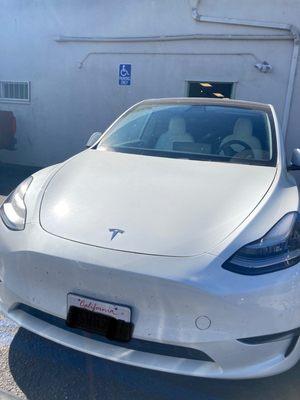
[[56, 34, 292, 43], [191, 0, 300, 139], [77, 51, 263, 70]]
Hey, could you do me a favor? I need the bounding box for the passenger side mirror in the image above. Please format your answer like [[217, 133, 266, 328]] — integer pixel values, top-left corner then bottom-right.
[[288, 148, 300, 171], [86, 132, 102, 148]]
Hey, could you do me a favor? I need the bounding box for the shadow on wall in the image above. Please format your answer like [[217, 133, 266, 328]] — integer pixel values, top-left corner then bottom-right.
[[7, 328, 300, 400], [0, 163, 39, 196]]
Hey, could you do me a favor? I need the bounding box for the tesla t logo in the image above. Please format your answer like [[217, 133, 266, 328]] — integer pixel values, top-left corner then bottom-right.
[[109, 228, 125, 241]]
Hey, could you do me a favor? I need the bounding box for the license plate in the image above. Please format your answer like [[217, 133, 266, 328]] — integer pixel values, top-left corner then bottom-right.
[[67, 294, 131, 322], [66, 294, 133, 342]]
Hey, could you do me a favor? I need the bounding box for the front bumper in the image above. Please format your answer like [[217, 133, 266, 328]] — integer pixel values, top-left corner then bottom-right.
[[1, 222, 300, 379]]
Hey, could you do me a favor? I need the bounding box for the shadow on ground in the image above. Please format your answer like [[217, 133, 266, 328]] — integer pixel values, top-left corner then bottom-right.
[[8, 328, 300, 400], [0, 164, 39, 196]]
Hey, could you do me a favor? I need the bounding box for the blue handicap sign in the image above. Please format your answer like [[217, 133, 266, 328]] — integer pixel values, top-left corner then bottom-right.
[[119, 64, 131, 86]]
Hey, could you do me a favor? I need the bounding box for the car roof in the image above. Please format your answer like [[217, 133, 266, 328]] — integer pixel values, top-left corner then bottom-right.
[[138, 98, 272, 112]]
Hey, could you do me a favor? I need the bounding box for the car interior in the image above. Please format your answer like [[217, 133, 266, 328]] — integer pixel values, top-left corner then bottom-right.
[[100, 105, 273, 163], [149, 108, 271, 161]]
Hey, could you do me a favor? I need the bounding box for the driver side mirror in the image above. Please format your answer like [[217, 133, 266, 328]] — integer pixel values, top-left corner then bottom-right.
[[86, 132, 102, 148], [288, 148, 300, 171]]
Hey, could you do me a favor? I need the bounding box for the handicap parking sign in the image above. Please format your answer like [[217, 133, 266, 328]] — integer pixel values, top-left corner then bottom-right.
[[119, 64, 131, 86]]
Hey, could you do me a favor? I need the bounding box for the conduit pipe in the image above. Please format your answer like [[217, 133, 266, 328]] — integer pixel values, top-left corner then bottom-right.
[[56, 34, 292, 43], [78, 51, 262, 70]]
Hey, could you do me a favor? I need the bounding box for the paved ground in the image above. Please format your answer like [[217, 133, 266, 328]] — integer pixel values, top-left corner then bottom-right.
[[1, 163, 300, 399]]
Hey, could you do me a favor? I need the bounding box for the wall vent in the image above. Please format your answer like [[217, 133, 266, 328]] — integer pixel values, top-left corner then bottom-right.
[[0, 81, 30, 102]]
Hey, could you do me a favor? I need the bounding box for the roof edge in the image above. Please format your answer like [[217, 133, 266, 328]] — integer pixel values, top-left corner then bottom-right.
[[138, 97, 272, 110]]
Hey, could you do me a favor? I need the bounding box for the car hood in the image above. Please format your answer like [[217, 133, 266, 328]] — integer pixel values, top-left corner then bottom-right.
[[40, 150, 276, 257]]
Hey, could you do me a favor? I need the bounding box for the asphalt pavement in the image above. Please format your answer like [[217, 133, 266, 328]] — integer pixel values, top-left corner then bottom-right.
[[1, 163, 300, 399]]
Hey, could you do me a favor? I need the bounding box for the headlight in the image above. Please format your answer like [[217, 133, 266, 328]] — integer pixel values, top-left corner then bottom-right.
[[0, 176, 33, 231], [222, 212, 300, 275]]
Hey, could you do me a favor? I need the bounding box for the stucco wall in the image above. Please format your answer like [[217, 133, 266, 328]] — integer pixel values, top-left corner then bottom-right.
[[0, 0, 299, 166]]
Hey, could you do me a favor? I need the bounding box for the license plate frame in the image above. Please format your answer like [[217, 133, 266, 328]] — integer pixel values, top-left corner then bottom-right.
[[66, 294, 134, 342]]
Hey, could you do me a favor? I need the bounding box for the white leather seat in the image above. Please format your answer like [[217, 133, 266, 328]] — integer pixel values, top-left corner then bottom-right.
[[155, 117, 194, 151], [220, 118, 263, 159]]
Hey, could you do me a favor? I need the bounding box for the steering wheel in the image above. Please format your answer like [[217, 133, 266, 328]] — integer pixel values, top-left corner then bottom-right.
[[219, 139, 255, 159]]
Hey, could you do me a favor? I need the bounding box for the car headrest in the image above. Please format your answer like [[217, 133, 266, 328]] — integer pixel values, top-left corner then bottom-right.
[[168, 117, 186, 135], [233, 118, 253, 139]]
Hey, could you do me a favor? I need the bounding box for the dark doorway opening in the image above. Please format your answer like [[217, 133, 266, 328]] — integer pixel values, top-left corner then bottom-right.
[[188, 82, 233, 99]]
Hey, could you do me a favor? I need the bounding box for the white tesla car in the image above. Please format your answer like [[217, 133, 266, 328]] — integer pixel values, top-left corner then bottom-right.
[[1, 98, 300, 379]]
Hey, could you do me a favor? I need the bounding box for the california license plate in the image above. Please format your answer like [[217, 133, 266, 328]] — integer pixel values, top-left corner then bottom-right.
[[66, 294, 133, 342]]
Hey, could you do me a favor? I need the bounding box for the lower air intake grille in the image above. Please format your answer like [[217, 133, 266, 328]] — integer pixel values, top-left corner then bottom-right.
[[18, 304, 213, 362]]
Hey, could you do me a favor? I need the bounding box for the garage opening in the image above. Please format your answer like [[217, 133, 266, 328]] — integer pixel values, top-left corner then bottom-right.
[[188, 82, 233, 99]]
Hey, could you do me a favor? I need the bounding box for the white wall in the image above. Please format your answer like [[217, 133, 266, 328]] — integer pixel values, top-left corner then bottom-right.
[[0, 0, 299, 166]]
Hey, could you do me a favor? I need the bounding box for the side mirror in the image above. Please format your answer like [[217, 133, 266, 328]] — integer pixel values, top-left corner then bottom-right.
[[86, 132, 102, 148], [288, 148, 300, 171]]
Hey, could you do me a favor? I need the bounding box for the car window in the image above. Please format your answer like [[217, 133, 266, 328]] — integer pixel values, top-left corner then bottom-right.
[[102, 109, 150, 147], [98, 104, 276, 166]]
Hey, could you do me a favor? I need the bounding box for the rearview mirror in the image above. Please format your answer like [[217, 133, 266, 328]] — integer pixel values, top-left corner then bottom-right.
[[288, 148, 300, 171], [86, 132, 102, 148]]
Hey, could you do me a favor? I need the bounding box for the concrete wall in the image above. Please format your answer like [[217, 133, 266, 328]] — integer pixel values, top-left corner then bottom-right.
[[0, 0, 299, 166]]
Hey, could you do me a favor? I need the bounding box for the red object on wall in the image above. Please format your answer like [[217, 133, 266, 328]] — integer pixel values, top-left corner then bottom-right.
[[0, 111, 16, 150]]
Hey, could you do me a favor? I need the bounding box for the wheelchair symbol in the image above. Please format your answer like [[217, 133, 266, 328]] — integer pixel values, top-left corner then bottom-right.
[[119, 64, 131, 85], [120, 65, 130, 77]]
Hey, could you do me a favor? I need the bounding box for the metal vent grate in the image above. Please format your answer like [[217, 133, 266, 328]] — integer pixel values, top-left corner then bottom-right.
[[0, 81, 30, 101]]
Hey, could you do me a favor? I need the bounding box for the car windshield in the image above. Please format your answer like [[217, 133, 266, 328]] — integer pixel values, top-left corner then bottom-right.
[[98, 103, 276, 166]]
